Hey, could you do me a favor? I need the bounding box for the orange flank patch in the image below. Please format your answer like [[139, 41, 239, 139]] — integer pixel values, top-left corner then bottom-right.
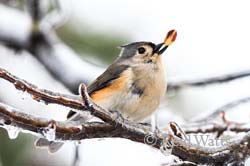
[[90, 70, 131, 103]]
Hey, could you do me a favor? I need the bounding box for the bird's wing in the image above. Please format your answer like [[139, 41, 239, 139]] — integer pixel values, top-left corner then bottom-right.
[[66, 63, 129, 119], [87, 64, 129, 95]]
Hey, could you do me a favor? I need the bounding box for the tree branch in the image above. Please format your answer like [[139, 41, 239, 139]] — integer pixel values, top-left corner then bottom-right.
[[1, 101, 250, 165], [1, 67, 250, 165], [167, 70, 250, 91], [0, 102, 154, 144], [0, 67, 124, 126], [192, 96, 250, 124], [0, 4, 103, 93], [28, 0, 42, 24], [0, 4, 31, 49], [0, 67, 156, 145], [170, 132, 250, 165], [183, 122, 250, 135]]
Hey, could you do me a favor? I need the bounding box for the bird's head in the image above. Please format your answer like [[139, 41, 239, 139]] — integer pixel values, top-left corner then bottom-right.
[[118, 29, 177, 66]]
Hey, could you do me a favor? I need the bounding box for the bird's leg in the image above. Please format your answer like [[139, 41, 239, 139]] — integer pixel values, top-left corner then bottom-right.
[[109, 110, 126, 124]]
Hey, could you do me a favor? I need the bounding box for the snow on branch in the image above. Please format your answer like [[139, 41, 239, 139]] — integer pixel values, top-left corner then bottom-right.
[[0, 102, 153, 143], [0, 67, 115, 124], [1, 67, 250, 165]]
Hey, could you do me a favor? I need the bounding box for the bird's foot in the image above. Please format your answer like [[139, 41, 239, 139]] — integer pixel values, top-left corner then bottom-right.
[[110, 110, 127, 125]]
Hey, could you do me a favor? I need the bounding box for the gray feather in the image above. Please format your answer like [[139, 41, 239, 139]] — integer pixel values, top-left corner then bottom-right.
[[87, 64, 129, 94], [67, 63, 129, 119]]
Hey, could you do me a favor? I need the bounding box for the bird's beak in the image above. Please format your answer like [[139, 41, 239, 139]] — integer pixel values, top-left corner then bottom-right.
[[153, 43, 166, 55], [153, 29, 177, 55]]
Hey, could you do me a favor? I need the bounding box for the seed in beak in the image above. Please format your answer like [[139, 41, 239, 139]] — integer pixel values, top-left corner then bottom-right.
[[164, 29, 177, 46]]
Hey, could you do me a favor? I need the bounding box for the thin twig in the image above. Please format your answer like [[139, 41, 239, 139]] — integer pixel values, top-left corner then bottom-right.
[[183, 122, 250, 135], [168, 70, 250, 91], [28, 0, 42, 23], [40, 0, 68, 31], [192, 96, 250, 123]]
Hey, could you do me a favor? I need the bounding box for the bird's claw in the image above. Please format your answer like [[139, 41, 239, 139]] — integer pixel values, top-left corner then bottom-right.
[[110, 110, 126, 124]]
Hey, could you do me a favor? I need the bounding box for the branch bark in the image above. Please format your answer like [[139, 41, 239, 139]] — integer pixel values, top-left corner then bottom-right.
[[0, 67, 124, 125], [1, 100, 250, 165], [0, 102, 155, 145], [1, 101, 250, 165], [1, 67, 250, 165]]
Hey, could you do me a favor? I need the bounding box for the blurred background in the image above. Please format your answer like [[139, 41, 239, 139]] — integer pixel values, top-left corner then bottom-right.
[[1, 0, 250, 165]]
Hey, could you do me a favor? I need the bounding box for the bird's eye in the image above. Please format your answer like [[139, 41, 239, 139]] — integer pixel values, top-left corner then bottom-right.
[[138, 47, 146, 54]]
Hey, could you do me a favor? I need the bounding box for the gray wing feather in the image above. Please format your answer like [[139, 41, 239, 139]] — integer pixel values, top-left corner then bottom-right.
[[67, 64, 129, 119], [87, 64, 129, 95]]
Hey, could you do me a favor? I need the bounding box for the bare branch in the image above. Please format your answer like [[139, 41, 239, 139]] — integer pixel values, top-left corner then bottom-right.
[[40, 0, 69, 31], [0, 67, 118, 125], [0, 102, 155, 144], [167, 70, 250, 91], [169, 132, 250, 165], [183, 122, 250, 135], [192, 96, 250, 123], [28, 0, 43, 24], [0, 67, 155, 142], [0, 4, 31, 49], [0, 5, 103, 93], [1, 100, 250, 165]]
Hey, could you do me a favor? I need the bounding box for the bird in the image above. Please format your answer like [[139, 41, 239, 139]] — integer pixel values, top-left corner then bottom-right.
[[35, 29, 177, 153]]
